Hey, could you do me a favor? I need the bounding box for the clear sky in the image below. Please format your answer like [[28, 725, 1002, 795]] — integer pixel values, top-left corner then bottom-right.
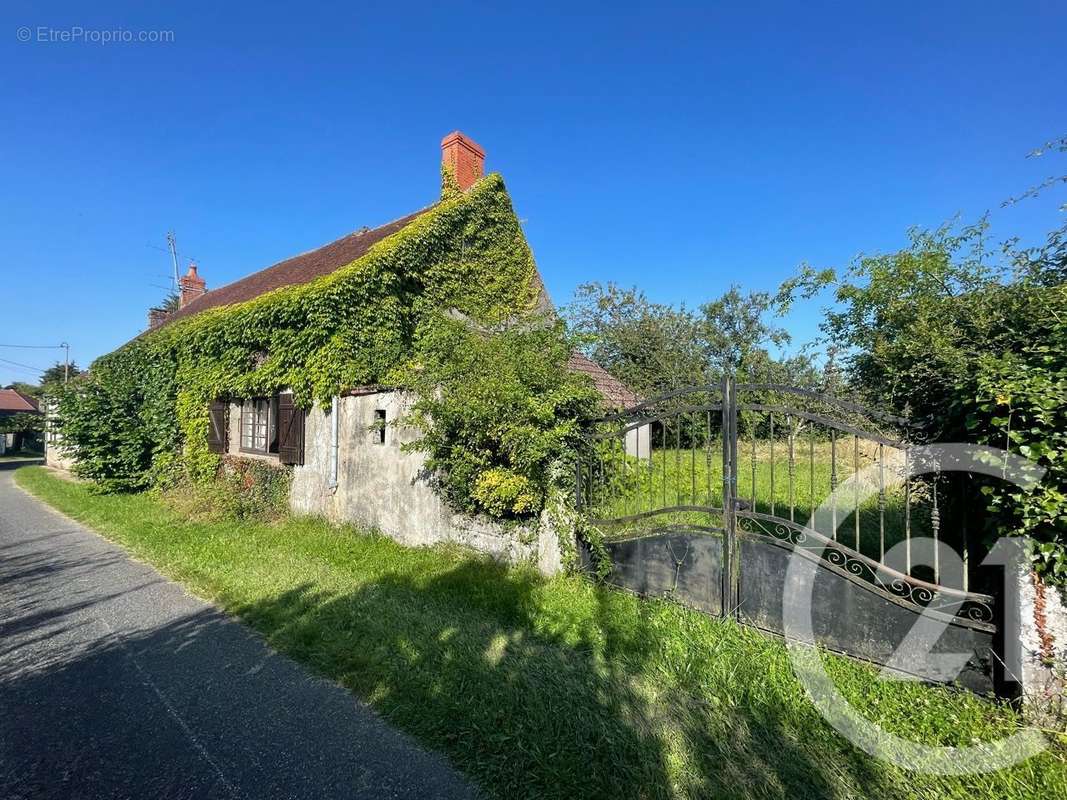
[[2, 1, 1064, 386]]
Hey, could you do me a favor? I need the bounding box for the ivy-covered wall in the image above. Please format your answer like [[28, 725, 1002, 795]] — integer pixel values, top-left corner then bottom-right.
[[56, 175, 591, 514]]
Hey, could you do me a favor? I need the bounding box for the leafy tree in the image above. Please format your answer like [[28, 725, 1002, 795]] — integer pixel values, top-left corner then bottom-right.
[[697, 286, 791, 377], [779, 218, 1067, 581], [40, 361, 81, 389], [3, 381, 42, 399], [159, 289, 181, 312], [396, 314, 601, 518], [0, 412, 43, 453], [0, 412, 43, 434], [563, 282, 818, 396], [52, 350, 164, 491], [1002, 135, 1067, 212], [563, 283, 706, 396]]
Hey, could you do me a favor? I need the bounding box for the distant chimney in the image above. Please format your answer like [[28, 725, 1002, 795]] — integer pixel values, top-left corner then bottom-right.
[[147, 307, 170, 329], [441, 131, 485, 192], [178, 262, 207, 308]]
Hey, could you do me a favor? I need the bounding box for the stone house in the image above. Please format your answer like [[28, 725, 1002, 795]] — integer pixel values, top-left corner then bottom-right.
[[53, 132, 647, 571]]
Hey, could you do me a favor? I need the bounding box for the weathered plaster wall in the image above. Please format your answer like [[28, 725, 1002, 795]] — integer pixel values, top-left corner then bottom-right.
[[289, 391, 562, 573], [1015, 565, 1067, 723], [43, 424, 76, 472]]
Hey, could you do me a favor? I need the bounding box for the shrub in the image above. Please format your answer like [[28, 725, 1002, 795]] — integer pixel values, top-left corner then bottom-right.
[[395, 314, 601, 520]]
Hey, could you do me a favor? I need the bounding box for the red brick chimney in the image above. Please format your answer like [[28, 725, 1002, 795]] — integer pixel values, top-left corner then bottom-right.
[[178, 262, 207, 308], [441, 131, 485, 192]]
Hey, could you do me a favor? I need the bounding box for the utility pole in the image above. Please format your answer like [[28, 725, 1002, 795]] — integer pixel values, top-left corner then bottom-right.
[[166, 231, 180, 295], [61, 342, 70, 383]]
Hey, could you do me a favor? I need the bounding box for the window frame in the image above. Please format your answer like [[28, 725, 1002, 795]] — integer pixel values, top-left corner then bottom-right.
[[239, 396, 279, 456], [373, 409, 387, 445]]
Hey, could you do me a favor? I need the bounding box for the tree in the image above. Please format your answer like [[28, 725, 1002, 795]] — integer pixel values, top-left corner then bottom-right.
[[563, 282, 817, 396], [563, 283, 706, 396], [40, 361, 81, 389], [778, 219, 1067, 582], [1002, 134, 1067, 212], [397, 313, 601, 519], [159, 289, 181, 312], [3, 381, 42, 399], [696, 286, 794, 379], [0, 412, 43, 452]]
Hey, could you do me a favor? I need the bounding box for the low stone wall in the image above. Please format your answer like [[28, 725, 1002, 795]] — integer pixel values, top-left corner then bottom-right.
[[289, 391, 562, 575], [44, 441, 76, 472], [1015, 566, 1067, 723]]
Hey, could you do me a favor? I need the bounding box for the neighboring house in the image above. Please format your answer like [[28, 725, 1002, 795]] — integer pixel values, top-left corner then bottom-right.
[[0, 389, 42, 455], [59, 132, 645, 571], [42, 396, 77, 471]]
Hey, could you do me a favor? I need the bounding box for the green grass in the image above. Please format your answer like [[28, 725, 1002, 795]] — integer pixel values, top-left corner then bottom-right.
[[15, 466, 1066, 800], [590, 441, 934, 564]]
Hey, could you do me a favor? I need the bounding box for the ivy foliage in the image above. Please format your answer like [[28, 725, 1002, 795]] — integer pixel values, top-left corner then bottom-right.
[[54, 175, 584, 517], [394, 314, 601, 519]]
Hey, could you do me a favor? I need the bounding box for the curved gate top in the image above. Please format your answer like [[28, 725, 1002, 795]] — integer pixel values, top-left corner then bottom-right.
[[575, 377, 1000, 692]]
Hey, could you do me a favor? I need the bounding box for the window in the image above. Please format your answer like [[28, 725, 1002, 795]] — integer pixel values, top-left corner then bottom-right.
[[240, 397, 278, 454], [373, 409, 386, 444]]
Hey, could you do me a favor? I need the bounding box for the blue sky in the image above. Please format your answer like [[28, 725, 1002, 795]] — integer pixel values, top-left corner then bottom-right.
[[1, 1, 1064, 386]]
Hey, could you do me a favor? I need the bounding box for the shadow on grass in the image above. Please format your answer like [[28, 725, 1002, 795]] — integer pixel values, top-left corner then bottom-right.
[[227, 557, 898, 799], [0, 457, 44, 471]]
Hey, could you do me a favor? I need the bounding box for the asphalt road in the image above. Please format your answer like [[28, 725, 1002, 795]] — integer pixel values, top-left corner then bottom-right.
[[0, 465, 477, 800]]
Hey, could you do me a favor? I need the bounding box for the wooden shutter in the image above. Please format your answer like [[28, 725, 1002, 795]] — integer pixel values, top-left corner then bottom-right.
[[277, 393, 305, 465], [207, 400, 228, 454]]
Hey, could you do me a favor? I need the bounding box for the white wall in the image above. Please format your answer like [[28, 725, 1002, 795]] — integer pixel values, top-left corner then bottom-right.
[[43, 405, 76, 471], [1015, 564, 1067, 723], [624, 423, 651, 459], [286, 391, 561, 573]]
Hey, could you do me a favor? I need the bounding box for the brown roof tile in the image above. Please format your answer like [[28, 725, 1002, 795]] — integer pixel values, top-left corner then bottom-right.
[[0, 389, 41, 414], [566, 352, 639, 409], [161, 207, 434, 326], [142, 190, 633, 409]]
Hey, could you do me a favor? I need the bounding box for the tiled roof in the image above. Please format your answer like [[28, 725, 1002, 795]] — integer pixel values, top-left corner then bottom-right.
[[0, 389, 40, 414], [566, 352, 640, 409], [145, 188, 631, 408], [161, 208, 434, 326]]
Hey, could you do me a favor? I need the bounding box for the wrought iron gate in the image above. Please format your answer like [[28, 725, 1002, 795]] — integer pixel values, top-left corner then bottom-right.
[[575, 378, 999, 692]]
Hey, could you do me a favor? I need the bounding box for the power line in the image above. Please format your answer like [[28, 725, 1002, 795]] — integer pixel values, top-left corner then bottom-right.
[[0, 357, 47, 376], [0, 343, 71, 383], [0, 343, 67, 349]]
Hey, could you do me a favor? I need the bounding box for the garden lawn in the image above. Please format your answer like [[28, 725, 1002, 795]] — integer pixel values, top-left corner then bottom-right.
[[593, 442, 924, 562], [15, 466, 1066, 800]]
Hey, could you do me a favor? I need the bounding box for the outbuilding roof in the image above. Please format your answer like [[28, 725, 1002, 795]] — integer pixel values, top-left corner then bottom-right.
[[0, 389, 40, 414], [566, 352, 640, 409]]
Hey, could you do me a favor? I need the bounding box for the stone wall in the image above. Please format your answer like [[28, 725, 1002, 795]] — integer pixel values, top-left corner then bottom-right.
[[288, 391, 562, 574], [43, 411, 76, 471], [1015, 565, 1067, 724]]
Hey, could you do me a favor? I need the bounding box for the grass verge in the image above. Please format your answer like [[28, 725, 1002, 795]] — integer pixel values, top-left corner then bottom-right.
[[15, 466, 1067, 800]]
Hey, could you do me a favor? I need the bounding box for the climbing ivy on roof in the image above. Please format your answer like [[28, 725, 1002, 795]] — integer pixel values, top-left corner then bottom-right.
[[54, 175, 592, 515]]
